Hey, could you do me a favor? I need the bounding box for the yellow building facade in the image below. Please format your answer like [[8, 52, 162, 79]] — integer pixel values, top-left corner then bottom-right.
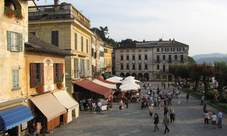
[[28, 4, 93, 95], [0, 0, 33, 135], [104, 44, 113, 73]]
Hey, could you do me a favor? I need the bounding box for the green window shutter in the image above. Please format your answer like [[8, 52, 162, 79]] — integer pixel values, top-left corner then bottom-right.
[[12, 70, 19, 89], [7, 31, 11, 51], [19, 33, 23, 52]]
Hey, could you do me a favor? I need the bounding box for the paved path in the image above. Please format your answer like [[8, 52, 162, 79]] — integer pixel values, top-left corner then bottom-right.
[[45, 82, 227, 136]]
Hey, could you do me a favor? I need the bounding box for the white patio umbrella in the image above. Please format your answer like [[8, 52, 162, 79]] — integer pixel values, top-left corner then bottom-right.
[[106, 76, 123, 83], [120, 81, 141, 91]]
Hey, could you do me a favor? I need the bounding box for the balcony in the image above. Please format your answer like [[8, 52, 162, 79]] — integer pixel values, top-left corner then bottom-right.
[[28, 4, 90, 29]]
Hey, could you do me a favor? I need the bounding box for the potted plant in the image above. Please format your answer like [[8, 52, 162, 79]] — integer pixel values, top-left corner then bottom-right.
[[4, 6, 23, 20], [4, 6, 15, 18], [56, 80, 63, 89], [36, 82, 44, 94]]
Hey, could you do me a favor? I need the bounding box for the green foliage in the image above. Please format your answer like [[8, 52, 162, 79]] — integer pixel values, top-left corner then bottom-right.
[[188, 56, 196, 64], [211, 102, 227, 111]]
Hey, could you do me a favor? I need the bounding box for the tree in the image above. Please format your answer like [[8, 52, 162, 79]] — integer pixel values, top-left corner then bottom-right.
[[169, 65, 180, 85], [214, 61, 227, 100], [200, 63, 215, 94], [177, 64, 191, 86], [190, 63, 203, 91], [188, 56, 196, 64]]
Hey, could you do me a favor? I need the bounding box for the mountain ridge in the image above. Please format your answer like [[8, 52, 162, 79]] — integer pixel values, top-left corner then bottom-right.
[[192, 53, 227, 64]]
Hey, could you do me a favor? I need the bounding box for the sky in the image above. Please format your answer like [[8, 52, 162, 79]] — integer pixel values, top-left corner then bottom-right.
[[34, 0, 227, 56]]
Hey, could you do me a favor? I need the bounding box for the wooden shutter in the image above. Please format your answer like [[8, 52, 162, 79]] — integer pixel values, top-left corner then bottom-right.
[[53, 63, 56, 83], [41, 63, 44, 84], [19, 33, 23, 52], [12, 70, 19, 88], [74, 33, 77, 50], [60, 63, 63, 81], [30, 63, 36, 88], [7, 31, 11, 51]]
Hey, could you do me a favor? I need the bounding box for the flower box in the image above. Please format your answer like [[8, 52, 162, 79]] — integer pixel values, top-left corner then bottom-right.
[[4, 6, 23, 20]]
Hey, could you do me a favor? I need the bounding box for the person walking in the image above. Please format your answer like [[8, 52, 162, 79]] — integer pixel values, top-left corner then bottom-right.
[[119, 99, 124, 110], [162, 114, 170, 134], [125, 99, 129, 108], [97, 100, 102, 114], [169, 107, 175, 123], [91, 101, 96, 113], [211, 112, 217, 129], [204, 110, 209, 127], [217, 110, 222, 128], [186, 93, 189, 104], [163, 104, 169, 115], [200, 95, 204, 105], [149, 104, 154, 117], [152, 113, 160, 132], [177, 93, 181, 105]]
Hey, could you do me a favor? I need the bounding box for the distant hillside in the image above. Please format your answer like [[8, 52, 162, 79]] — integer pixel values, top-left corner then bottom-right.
[[192, 53, 227, 64]]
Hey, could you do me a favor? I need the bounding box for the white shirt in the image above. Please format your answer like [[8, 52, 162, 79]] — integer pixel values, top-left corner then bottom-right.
[[212, 115, 217, 121], [97, 102, 102, 107]]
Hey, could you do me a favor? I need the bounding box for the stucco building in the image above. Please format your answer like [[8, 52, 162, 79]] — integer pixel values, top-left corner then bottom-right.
[[28, 3, 93, 95], [114, 39, 189, 81]]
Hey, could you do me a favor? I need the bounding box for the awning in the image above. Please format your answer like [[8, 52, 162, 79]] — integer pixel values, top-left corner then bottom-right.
[[53, 90, 79, 109], [92, 79, 117, 89], [74, 79, 114, 98], [0, 105, 33, 130], [30, 93, 66, 121]]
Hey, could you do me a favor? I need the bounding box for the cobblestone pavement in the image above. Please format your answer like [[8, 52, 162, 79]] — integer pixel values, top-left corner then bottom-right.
[[45, 82, 227, 136]]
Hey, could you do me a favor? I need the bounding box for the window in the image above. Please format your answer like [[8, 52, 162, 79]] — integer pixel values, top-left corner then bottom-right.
[[163, 65, 166, 71], [81, 36, 84, 52], [163, 55, 165, 60], [145, 55, 147, 60], [132, 64, 135, 70], [157, 48, 160, 52], [157, 55, 160, 62], [30, 63, 44, 88], [169, 55, 172, 62], [157, 65, 159, 70], [175, 55, 177, 60], [86, 39, 88, 53], [12, 70, 20, 89], [121, 64, 124, 70], [138, 55, 141, 60], [126, 64, 129, 70], [53, 63, 63, 83], [139, 64, 141, 70], [145, 64, 147, 70], [100, 51, 104, 57], [121, 55, 123, 60], [74, 33, 77, 50], [7, 31, 22, 52], [156, 75, 160, 79], [132, 55, 135, 60], [181, 55, 184, 62], [126, 55, 129, 60], [104, 49, 108, 53], [51, 31, 58, 46], [30, 32, 36, 36]]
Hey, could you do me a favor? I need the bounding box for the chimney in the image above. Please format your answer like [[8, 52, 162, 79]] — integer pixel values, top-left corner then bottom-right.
[[54, 0, 60, 5], [143, 39, 145, 42], [172, 38, 175, 44]]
